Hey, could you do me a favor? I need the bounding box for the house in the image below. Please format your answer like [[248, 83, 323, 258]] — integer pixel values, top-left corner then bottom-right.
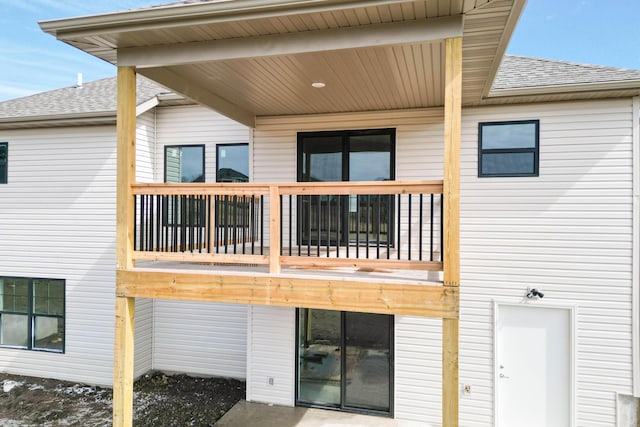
[[0, 0, 638, 426]]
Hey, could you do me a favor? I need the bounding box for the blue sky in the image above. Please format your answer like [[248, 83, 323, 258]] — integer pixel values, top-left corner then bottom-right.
[[0, 0, 639, 102]]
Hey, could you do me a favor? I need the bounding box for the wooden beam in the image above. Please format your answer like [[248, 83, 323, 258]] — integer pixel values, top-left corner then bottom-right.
[[116, 268, 459, 318], [118, 16, 463, 68], [134, 251, 269, 265], [138, 67, 255, 128], [114, 66, 136, 427], [281, 256, 442, 272], [131, 180, 443, 196], [113, 297, 135, 427], [443, 37, 462, 427]]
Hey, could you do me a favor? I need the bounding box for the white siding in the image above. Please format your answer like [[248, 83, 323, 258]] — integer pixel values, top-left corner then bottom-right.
[[155, 105, 249, 183], [246, 305, 295, 406], [152, 300, 247, 379], [134, 110, 156, 377], [250, 100, 635, 426], [459, 99, 634, 427], [395, 316, 442, 424], [136, 110, 156, 183], [134, 298, 153, 377], [0, 126, 117, 386]]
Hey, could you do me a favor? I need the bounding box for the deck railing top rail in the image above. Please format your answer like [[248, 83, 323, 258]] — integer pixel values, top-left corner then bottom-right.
[[132, 180, 443, 196]]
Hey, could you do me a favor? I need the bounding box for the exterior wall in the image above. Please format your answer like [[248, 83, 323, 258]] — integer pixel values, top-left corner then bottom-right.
[[249, 100, 636, 426], [459, 99, 634, 427], [154, 105, 249, 182], [134, 110, 156, 377], [151, 105, 251, 379], [152, 300, 247, 379], [0, 126, 118, 386], [246, 305, 295, 406]]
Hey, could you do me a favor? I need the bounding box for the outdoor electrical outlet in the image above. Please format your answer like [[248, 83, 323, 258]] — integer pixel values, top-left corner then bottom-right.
[[268, 377, 274, 386]]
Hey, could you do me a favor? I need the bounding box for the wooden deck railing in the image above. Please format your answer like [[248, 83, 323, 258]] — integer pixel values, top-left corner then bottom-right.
[[132, 180, 444, 273]]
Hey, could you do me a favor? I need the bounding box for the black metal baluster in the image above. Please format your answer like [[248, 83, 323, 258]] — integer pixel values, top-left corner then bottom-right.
[[376, 195, 381, 259], [386, 194, 391, 259], [233, 196, 238, 254], [397, 194, 401, 260], [260, 195, 264, 255], [408, 194, 412, 261], [288, 195, 292, 256], [279, 195, 283, 256], [251, 196, 256, 255], [419, 194, 424, 261], [440, 194, 444, 262], [355, 196, 360, 258], [316, 195, 321, 257], [149, 195, 154, 252], [336, 195, 340, 258], [366, 195, 370, 258], [326, 196, 331, 258], [430, 194, 434, 261], [172, 195, 177, 252], [140, 195, 146, 251], [224, 195, 229, 254]]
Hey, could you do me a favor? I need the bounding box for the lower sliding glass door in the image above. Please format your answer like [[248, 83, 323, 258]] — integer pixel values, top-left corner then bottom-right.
[[296, 309, 393, 416]]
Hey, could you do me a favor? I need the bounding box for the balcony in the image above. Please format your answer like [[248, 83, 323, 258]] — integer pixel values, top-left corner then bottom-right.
[[131, 180, 444, 277]]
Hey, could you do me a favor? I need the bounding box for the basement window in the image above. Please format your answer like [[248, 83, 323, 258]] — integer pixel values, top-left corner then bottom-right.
[[478, 120, 539, 177], [0, 143, 7, 184], [0, 277, 65, 353]]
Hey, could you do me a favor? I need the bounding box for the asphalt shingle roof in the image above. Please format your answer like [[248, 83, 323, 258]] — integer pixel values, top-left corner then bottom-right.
[[0, 75, 168, 120], [493, 55, 640, 91], [1, 56, 639, 121]]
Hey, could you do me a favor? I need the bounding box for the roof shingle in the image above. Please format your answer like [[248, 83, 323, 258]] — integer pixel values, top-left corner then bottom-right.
[[0, 75, 168, 120], [493, 55, 640, 91]]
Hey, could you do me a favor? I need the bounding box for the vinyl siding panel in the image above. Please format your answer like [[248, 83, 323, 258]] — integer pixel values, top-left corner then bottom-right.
[[152, 300, 247, 379], [136, 109, 155, 183], [246, 306, 295, 406], [0, 126, 117, 386], [134, 110, 156, 377], [459, 99, 634, 427]]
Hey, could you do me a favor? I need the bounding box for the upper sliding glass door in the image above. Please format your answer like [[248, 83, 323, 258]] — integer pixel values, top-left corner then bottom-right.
[[296, 309, 393, 416], [297, 129, 395, 247]]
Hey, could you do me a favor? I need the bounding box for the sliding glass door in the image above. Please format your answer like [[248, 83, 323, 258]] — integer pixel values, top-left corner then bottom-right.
[[297, 129, 395, 247], [296, 309, 393, 415]]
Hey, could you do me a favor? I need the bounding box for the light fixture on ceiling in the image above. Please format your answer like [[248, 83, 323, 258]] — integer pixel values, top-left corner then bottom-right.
[[311, 82, 326, 88]]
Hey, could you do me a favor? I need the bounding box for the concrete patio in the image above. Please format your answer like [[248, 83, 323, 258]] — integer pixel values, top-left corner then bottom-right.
[[216, 401, 428, 426]]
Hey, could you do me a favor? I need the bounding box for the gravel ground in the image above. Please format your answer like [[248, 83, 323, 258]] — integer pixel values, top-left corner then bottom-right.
[[0, 371, 245, 426]]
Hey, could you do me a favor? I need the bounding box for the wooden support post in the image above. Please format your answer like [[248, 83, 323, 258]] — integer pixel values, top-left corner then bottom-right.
[[443, 37, 462, 427], [269, 185, 281, 274], [114, 66, 137, 427]]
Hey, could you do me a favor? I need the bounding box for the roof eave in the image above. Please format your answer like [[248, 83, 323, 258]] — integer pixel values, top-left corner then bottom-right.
[[39, 0, 410, 38], [487, 79, 640, 98]]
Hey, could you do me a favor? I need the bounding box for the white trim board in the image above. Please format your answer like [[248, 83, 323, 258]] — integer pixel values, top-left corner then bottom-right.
[[632, 95, 640, 397]]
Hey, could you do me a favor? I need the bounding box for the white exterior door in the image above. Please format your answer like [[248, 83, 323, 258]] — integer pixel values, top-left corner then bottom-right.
[[496, 304, 573, 427]]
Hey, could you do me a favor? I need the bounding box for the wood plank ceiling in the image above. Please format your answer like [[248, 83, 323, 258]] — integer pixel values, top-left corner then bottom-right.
[[45, 0, 522, 119]]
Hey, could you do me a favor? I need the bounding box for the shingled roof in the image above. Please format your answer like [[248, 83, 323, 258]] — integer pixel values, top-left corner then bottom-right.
[[0, 75, 168, 122], [493, 55, 640, 91], [0, 55, 638, 126]]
